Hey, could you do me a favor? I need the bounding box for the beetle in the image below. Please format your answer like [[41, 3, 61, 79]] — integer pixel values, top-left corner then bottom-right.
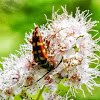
[[31, 26, 62, 82]]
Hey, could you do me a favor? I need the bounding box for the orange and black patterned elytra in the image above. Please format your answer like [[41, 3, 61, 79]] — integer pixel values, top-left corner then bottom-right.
[[32, 26, 54, 71]]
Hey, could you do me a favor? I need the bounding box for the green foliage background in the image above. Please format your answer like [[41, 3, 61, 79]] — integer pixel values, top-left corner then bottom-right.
[[0, 0, 100, 100]]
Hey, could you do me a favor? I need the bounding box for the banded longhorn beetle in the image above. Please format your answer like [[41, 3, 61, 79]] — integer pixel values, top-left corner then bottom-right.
[[30, 26, 63, 82]]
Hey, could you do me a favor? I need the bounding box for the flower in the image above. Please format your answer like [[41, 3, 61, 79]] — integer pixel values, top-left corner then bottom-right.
[[0, 49, 49, 99], [0, 5, 100, 100], [39, 6, 100, 98]]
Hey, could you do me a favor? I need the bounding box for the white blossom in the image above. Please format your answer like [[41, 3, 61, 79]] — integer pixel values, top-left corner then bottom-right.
[[0, 6, 100, 100], [40, 6, 100, 98]]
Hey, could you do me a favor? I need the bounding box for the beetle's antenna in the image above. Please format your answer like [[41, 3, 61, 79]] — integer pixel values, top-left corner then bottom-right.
[[36, 57, 63, 82], [24, 57, 63, 87], [36, 71, 50, 82]]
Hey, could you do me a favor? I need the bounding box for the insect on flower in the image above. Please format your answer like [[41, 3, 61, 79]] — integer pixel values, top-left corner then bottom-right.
[[30, 26, 63, 82]]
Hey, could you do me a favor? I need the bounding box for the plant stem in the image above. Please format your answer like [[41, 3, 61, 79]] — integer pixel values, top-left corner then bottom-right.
[[36, 85, 45, 100]]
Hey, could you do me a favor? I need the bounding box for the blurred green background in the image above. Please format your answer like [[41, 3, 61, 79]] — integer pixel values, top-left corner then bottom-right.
[[0, 0, 100, 100]]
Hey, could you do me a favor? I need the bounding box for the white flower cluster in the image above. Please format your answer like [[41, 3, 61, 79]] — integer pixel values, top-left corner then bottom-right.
[[0, 6, 100, 100]]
